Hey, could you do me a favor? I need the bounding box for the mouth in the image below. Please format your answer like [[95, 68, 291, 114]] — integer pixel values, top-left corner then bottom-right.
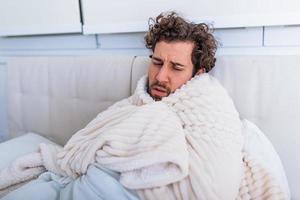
[[150, 85, 170, 100]]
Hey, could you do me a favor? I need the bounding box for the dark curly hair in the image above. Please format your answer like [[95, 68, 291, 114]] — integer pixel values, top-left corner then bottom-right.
[[145, 12, 218, 73]]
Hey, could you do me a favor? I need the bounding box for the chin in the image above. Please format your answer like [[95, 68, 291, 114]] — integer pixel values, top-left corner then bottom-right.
[[150, 93, 163, 101]]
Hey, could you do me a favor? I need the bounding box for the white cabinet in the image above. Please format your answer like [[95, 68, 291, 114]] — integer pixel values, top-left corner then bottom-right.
[[0, 0, 82, 36], [80, 0, 300, 34]]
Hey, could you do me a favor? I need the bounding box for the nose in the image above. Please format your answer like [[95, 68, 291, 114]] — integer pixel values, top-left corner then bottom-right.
[[156, 65, 169, 83]]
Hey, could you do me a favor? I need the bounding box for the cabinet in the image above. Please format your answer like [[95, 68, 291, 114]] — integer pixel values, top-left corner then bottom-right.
[[80, 0, 300, 34], [0, 0, 82, 36]]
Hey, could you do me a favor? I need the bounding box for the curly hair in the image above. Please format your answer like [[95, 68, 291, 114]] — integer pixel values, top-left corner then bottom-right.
[[145, 12, 218, 73]]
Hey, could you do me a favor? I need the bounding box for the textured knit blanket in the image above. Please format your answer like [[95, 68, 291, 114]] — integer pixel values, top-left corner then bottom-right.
[[0, 74, 290, 199]]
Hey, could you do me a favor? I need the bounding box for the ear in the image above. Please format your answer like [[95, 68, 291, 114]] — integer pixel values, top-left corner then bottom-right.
[[195, 68, 206, 75]]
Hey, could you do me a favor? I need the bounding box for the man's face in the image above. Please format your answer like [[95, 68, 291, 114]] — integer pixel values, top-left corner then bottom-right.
[[148, 40, 195, 101]]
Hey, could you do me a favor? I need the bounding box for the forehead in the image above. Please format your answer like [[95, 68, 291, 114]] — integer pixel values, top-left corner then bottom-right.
[[153, 41, 195, 61]]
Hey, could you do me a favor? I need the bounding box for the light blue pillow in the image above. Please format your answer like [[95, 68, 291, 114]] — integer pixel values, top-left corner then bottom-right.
[[0, 133, 56, 169]]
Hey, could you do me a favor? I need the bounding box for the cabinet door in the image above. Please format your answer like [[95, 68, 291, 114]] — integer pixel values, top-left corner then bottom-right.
[[0, 0, 82, 36], [81, 0, 300, 34]]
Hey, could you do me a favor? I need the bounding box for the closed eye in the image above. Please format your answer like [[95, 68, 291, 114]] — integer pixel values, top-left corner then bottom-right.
[[174, 67, 183, 71], [152, 60, 163, 66], [170, 61, 185, 71], [172, 64, 184, 71], [150, 55, 163, 66]]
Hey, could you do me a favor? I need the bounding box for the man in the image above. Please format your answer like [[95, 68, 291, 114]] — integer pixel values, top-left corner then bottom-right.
[[0, 12, 289, 200], [145, 12, 216, 100]]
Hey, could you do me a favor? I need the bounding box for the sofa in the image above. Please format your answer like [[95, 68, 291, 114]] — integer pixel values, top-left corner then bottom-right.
[[0, 55, 299, 199]]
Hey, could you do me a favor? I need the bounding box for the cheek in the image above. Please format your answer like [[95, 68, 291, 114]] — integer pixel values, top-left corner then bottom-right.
[[170, 73, 193, 92]]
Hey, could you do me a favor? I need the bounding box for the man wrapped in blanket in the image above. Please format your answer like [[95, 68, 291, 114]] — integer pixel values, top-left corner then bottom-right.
[[0, 12, 290, 200]]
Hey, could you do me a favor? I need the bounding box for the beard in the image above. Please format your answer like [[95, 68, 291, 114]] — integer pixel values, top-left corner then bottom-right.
[[148, 81, 171, 101]]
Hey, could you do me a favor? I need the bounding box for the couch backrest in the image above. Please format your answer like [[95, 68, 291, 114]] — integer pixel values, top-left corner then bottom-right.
[[7, 55, 300, 199], [211, 55, 300, 199], [7, 55, 134, 145]]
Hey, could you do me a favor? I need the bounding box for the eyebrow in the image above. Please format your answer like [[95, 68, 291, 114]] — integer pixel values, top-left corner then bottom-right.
[[150, 55, 185, 67]]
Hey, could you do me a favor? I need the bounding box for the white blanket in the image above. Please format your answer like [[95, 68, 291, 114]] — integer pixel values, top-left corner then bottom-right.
[[0, 74, 290, 199]]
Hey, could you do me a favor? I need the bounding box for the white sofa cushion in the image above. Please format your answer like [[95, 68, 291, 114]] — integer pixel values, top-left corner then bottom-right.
[[7, 56, 134, 145], [130, 56, 149, 94]]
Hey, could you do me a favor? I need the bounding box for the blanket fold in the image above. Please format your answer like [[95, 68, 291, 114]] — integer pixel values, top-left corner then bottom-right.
[[0, 152, 45, 189]]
